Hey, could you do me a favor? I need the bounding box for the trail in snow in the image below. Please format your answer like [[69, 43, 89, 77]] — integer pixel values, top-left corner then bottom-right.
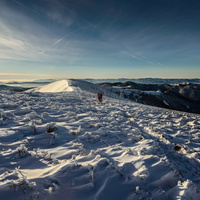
[[0, 79, 200, 200]]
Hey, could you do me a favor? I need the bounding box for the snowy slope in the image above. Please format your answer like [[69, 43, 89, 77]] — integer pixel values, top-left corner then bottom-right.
[[27, 79, 106, 94], [0, 81, 200, 200], [27, 80, 74, 93]]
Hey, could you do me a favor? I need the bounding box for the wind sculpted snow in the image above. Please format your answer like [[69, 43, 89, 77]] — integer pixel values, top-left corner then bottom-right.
[[0, 80, 200, 200]]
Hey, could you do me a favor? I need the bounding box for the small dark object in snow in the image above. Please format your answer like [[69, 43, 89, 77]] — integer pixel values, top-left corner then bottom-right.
[[174, 145, 182, 151], [47, 124, 58, 133]]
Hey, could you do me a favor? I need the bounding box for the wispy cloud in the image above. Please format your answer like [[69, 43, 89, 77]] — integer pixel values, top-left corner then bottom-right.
[[0, 37, 24, 50], [51, 0, 96, 28], [0, 0, 97, 65], [123, 45, 161, 65], [40, 25, 91, 55], [120, 50, 157, 65]]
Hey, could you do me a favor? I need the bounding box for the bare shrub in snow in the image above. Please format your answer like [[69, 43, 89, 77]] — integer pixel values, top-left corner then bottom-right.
[[32, 148, 59, 165], [46, 123, 58, 145], [16, 144, 30, 158], [78, 145, 87, 156], [5, 167, 36, 192], [9, 178, 36, 192], [46, 123, 58, 133]]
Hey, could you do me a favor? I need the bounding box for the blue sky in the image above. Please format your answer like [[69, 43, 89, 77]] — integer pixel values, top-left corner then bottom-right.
[[0, 0, 200, 81]]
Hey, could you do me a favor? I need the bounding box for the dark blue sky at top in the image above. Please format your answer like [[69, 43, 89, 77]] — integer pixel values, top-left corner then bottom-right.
[[0, 0, 200, 80], [12, 0, 200, 35]]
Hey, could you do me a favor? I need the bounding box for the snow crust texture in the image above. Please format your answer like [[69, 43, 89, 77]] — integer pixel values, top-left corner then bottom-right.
[[0, 80, 200, 200]]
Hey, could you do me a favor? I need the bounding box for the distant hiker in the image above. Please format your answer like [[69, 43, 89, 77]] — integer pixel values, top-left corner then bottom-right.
[[98, 93, 103, 102]]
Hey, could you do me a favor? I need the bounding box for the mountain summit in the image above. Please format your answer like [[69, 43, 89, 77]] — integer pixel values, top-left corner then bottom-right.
[[27, 79, 103, 93]]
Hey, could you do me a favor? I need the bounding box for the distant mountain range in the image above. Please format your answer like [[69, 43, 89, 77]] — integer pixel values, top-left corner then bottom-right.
[[99, 81, 200, 114], [1, 78, 200, 87], [0, 85, 32, 92], [85, 78, 200, 84]]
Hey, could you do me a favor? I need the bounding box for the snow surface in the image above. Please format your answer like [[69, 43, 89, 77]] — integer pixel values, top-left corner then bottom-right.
[[0, 79, 200, 200]]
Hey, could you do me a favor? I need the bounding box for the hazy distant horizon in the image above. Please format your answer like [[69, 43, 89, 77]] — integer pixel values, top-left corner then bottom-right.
[[1, 77, 200, 82], [1, 77, 200, 88], [1, 75, 200, 83]]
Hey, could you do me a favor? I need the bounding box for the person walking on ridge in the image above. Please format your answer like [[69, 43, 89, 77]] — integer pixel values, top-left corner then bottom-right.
[[98, 93, 103, 102]]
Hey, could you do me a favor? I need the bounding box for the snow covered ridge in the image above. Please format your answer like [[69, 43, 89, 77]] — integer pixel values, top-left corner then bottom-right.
[[1, 85, 200, 199], [27, 80, 74, 93], [26, 79, 105, 94], [26, 79, 119, 100]]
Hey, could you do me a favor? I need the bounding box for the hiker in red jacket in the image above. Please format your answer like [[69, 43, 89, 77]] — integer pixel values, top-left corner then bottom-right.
[[98, 93, 103, 102]]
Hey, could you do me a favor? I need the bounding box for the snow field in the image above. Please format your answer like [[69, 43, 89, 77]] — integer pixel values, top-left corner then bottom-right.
[[0, 80, 200, 200]]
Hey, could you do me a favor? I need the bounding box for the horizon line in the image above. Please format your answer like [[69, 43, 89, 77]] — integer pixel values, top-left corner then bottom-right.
[[1, 77, 200, 83]]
